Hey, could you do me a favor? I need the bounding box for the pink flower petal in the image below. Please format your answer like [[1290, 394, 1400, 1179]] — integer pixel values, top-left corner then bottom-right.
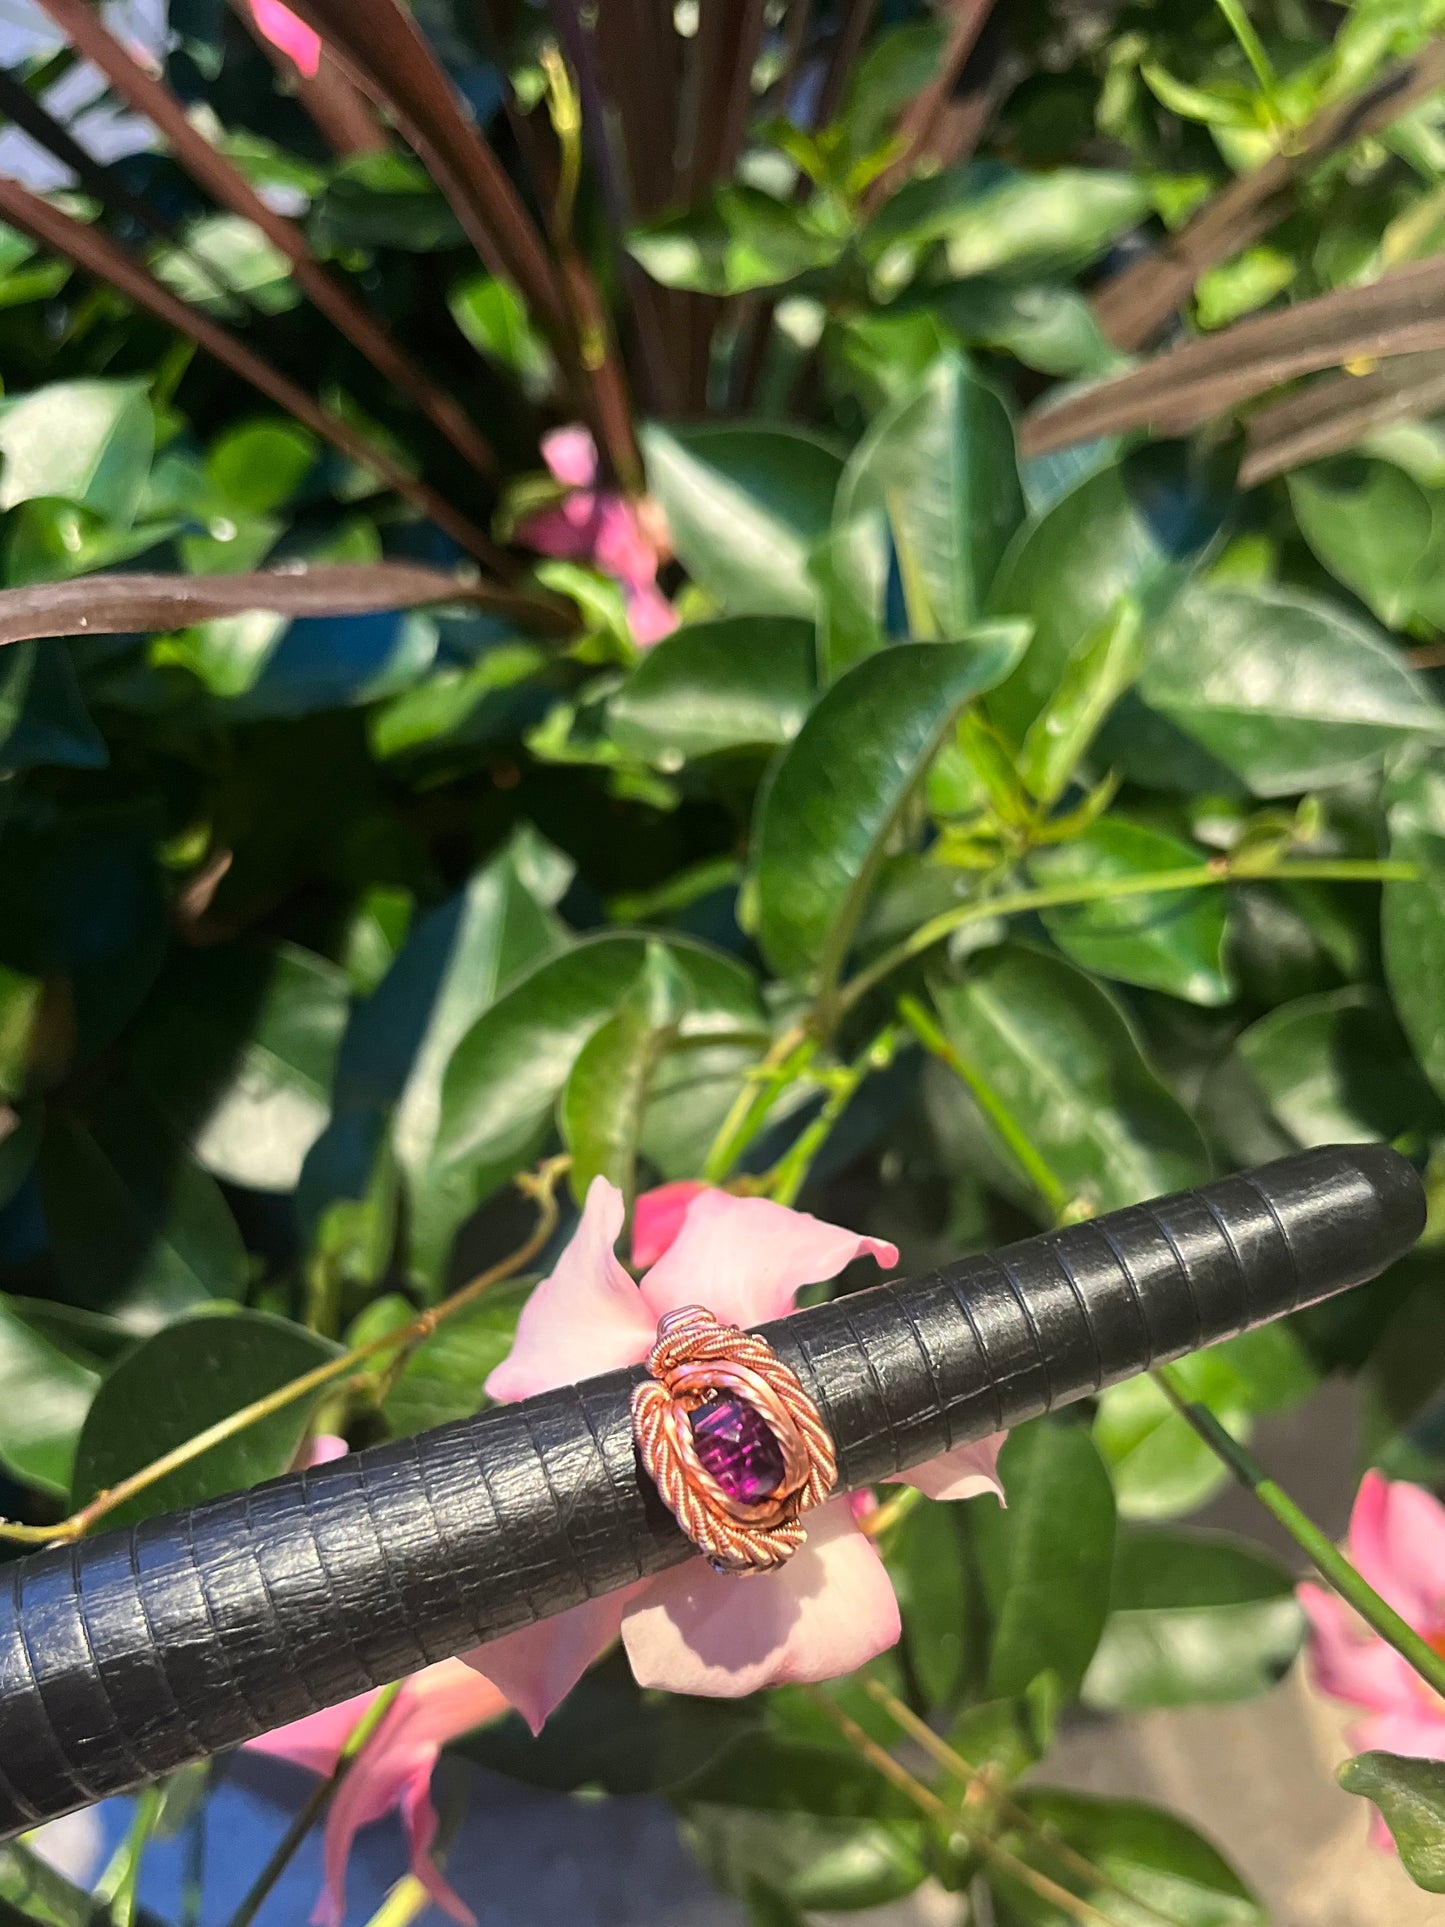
[[1298, 1581, 1422, 1713], [513, 500, 604, 564], [302, 1433, 349, 1468], [1349, 1471, 1445, 1629], [484, 1177, 654, 1402], [248, 0, 321, 77], [592, 499, 661, 592], [620, 1500, 901, 1696], [1349, 1705, 1445, 1764], [541, 425, 598, 489], [639, 1188, 897, 1331], [463, 1591, 635, 1735], [631, 1181, 708, 1270], [891, 1432, 1007, 1504], [624, 581, 679, 647], [397, 1769, 474, 1926], [247, 1690, 380, 1776]]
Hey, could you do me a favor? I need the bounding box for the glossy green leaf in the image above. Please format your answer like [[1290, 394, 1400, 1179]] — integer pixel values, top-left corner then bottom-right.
[[70, 1308, 336, 1525], [1136, 585, 1441, 797], [5, 500, 177, 585], [40, 1077, 246, 1329], [0, 1294, 99, 1495], [1017, 596, 1143, 804], [974, 1418, 1116, 1699], [608, 617, 817, 762], [1339, 1752, 1445, 1892], [376, 1277, 530, 1436], [628, 185, 845, 295], [988, 445, 1226, 742], [1384, 756, 1445, 1103], [864, 163, 1150, 278], [754, 636, 1027, 987], [448, 274, 555, 396], [832, 353, 1025, 638], [430, 935, 762, 1259], [1082, 1528, 1304, 1711], [1030, 817, 1234, 1006], [0, 378, 153, 521], [131, 940, 350, 1193], [929, 944, 1209, 1216], [996, 1790, 1264, 1925], [0, 641, 107, 774], [206, 418, 318, 514], [560, 942, 684, 1202], [154, 215, 297, 314], [1288, 457, 1438, 629], [924, 277, 1123, 379], [308, 151, 464, 252], [891, 1493, 975, 1708], [682, 1804, 927, 1913], [641, 423, 843, 618]]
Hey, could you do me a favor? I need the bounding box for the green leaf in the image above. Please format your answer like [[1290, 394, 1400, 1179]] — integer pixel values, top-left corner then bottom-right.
[[1339, 1752, 1445, 1892], [628, 184, 844, 295], [923, 277, 1124, 379], [377, 1278, 531, 1435], [0, 641, 107, 774], [40, 1077, 247, 1329], [430, 934, 762, 1258], [1082, 1528, 1304, 1711], [5, 500, 178, 585], [207, 418, 318, 514], [131, 940, 350, 1193], [448, 274, 555, 397], [0, 378, 153, 521], [832, 353, 1025, 638], [1136, 584, 1441, 797], [153, 215, 297, 314], [973, 1418, 1116, 1699], [1017, 596, 1143, 805], [754, 636, 1027, 987], [928, 944, 1209, 1216], [70, 1308, 336, 1525], [560, 941, 685, 1201], [1288, 456, 1438, 629], [608, 616, 817, 762], [641, 423, 843, 618], [864, 163, 1151, 278], [309, 151, 464, 252], [1384, 756, 1445, 1104], [1195, 245, 1295, 330], [988, 445, 1226, 743], [0, 1294, 99, 1495], [1228, 988, 1441, 1149], [0, 1841, 166, 1927], [890, 1493, 975, 1708], [1029, 817, 1234, 1006], [1094, 1325, 1318, 1521], [996, 1790, 1264, 1925], [682, 1804, 927, 1913]]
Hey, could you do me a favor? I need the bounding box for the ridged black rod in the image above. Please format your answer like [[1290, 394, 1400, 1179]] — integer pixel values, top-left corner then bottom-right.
[[0, 1145, 1424, 1839]]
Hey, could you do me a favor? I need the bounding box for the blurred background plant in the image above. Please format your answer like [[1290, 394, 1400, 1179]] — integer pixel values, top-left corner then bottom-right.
[[3, 0, 1445, 1921]]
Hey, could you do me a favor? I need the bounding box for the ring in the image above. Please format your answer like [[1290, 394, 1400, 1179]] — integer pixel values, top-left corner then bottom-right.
[[630, 1305, 837, 1574]]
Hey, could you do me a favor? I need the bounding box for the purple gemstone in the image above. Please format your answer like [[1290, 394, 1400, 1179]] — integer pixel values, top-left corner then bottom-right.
[[689, 1394, 786, 1505]]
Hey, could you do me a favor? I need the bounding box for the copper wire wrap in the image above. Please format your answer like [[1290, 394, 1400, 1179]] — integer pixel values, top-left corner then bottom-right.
[[630, 1305, 837, 1573]]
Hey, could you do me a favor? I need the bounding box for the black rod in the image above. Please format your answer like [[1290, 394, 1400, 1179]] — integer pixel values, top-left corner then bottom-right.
[[0, 1144, 1424, 1837]]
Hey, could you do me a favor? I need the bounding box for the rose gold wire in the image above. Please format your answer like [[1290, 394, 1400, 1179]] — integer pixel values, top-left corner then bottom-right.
[[631, 1305, 837, 1574]]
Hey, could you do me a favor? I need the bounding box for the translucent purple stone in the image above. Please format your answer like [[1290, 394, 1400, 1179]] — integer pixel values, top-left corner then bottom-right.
[[688, 1394, 786, 1505]]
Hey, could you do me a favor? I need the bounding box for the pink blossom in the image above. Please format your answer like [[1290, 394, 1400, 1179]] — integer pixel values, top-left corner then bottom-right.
[[1299, 1470, 1445, 1846], [247, 1441, 507, 1927], [248, 0, 321, 77], [466, 1179, 1006, 1731], [515, 426, 678, 647]]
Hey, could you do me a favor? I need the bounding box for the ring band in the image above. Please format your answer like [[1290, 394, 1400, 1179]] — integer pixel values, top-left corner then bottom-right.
[[631, 1306, 836, 1573]]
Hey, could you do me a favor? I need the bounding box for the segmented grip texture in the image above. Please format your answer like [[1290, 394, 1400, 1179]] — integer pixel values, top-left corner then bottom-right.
[[0, 1145, 1423, 1838]]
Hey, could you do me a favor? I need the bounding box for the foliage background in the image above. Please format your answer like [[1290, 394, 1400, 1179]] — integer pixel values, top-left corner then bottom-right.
[[3, 0, 1445, 1920]]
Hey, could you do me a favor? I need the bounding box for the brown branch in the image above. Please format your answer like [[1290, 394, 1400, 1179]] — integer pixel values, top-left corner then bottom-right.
[[0, 564, 573, 647], [1022, 251, 1445, 456], [868, 0, 995, 205], [1240, 348, 1445, 483], [35, 0, 495, 476], [233, 0, 387, 157], [0, 173, 510, 570], [1093, 39, 1445, 352]]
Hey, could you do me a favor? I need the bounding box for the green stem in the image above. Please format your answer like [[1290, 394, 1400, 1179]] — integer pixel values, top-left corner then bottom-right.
[[702, 1026, 816, 1184], [223, 1682, 403, 1927], [767, 1029, 897, 1207], [1153, 1365, 1445, 1705], [835, 858, 1417, 1021], [897, 995, 1072, 1220], [1211, 0, 1280, 99]]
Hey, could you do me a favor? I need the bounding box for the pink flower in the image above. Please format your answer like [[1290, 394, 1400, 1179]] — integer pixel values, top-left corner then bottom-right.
[[465, 1179, 1006, 1731], [248, 1440, 508, 1926], [515, 426, 678, 647], [1299, 1470, 1445, 1845], [248, 0, 321, 77]]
